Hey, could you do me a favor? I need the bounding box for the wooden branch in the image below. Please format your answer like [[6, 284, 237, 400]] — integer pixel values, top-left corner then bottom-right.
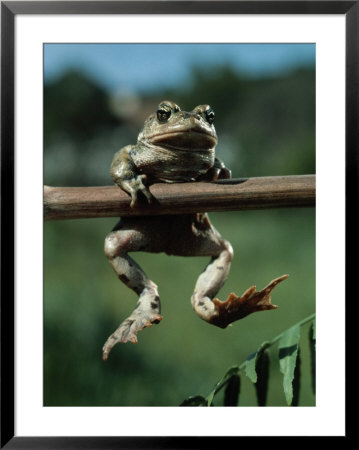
[[44, 175, 315, 221]]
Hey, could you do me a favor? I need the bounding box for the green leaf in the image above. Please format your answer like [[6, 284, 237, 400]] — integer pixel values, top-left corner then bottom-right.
[[180, 395, 207, 406], [309, 322, 316, 395], [245, 341, 270, 383], [224, 374, 241, 406], [291, 347, 301, 406], [206, 366, 238, 406], [279, 324, 301, 405], [255, 349, 270, 406]]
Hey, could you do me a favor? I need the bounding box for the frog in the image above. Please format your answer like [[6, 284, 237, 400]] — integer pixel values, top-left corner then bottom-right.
[[102, 100, 288, 360]]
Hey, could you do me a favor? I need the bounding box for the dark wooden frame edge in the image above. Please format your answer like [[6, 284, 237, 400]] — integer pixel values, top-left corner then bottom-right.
[[1, 1, 354, 447]]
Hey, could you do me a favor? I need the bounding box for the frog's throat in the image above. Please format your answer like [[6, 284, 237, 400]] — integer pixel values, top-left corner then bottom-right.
[[136, 141, 216, 157], [131, 142, 215, 182]]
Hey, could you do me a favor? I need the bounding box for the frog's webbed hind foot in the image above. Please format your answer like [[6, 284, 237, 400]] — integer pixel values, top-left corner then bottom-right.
[[209, 274, 289, 328], [188, 216, 288, 329], [102, 312, 163, 360]]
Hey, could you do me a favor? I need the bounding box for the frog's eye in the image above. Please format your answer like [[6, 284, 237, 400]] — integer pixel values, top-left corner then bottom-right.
[[205, 108, 215, 124], [157, 107, 171, 123]]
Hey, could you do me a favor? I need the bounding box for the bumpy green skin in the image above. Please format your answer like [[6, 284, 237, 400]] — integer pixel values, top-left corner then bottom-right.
[[102, 101, 286, 360]]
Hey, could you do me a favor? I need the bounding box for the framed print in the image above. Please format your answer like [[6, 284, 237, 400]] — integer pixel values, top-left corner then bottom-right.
[[1, 1, 355, 446]]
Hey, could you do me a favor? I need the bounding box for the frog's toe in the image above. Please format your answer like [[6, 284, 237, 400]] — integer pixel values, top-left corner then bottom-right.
[[130, 186, 154, 208], [102, 313, 163, 360], [129, 175, 154, 208], [139, 184, 154, 204], [209, 274, 288, 329]]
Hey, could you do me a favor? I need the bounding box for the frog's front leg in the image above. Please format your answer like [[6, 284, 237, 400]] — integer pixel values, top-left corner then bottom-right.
[[103, 223, 162, 360], [110, 145, 154, 208], [189, 214, 288, 328], [198, 157, 232, 181]]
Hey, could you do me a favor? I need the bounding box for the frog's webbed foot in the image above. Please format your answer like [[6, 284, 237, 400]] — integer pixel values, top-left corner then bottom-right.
[[102, 312, 163, 360], [209, 275, 288, 328]]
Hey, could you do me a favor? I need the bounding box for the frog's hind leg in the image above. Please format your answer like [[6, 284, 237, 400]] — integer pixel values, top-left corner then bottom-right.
[[189, 214, 288, 329], [103, 222, 162, 360]]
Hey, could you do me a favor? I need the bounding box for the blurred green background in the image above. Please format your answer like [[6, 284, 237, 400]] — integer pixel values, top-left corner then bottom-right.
[[44, 44, 315, 407]]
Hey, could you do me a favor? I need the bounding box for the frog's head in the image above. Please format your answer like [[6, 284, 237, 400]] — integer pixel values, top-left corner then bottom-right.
[[138, 100, 218, 151]]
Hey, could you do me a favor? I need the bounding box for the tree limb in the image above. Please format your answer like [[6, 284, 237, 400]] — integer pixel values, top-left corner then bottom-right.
[[44, 174, 315, 221]]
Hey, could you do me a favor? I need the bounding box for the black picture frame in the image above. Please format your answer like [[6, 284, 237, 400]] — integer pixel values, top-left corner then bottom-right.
[[1, 1, 354, 447]]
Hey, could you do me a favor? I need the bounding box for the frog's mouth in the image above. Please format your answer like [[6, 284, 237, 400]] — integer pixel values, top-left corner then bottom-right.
[[148, 130, 218, 151]]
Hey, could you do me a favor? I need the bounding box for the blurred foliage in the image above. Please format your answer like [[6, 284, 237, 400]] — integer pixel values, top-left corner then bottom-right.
[[44, 62, 315, 406], [163, 65, 315, 177], [44, 71, 120, 143]]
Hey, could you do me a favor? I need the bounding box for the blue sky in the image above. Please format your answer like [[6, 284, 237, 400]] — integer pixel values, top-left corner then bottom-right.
[[44, 43, 315, 93]]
